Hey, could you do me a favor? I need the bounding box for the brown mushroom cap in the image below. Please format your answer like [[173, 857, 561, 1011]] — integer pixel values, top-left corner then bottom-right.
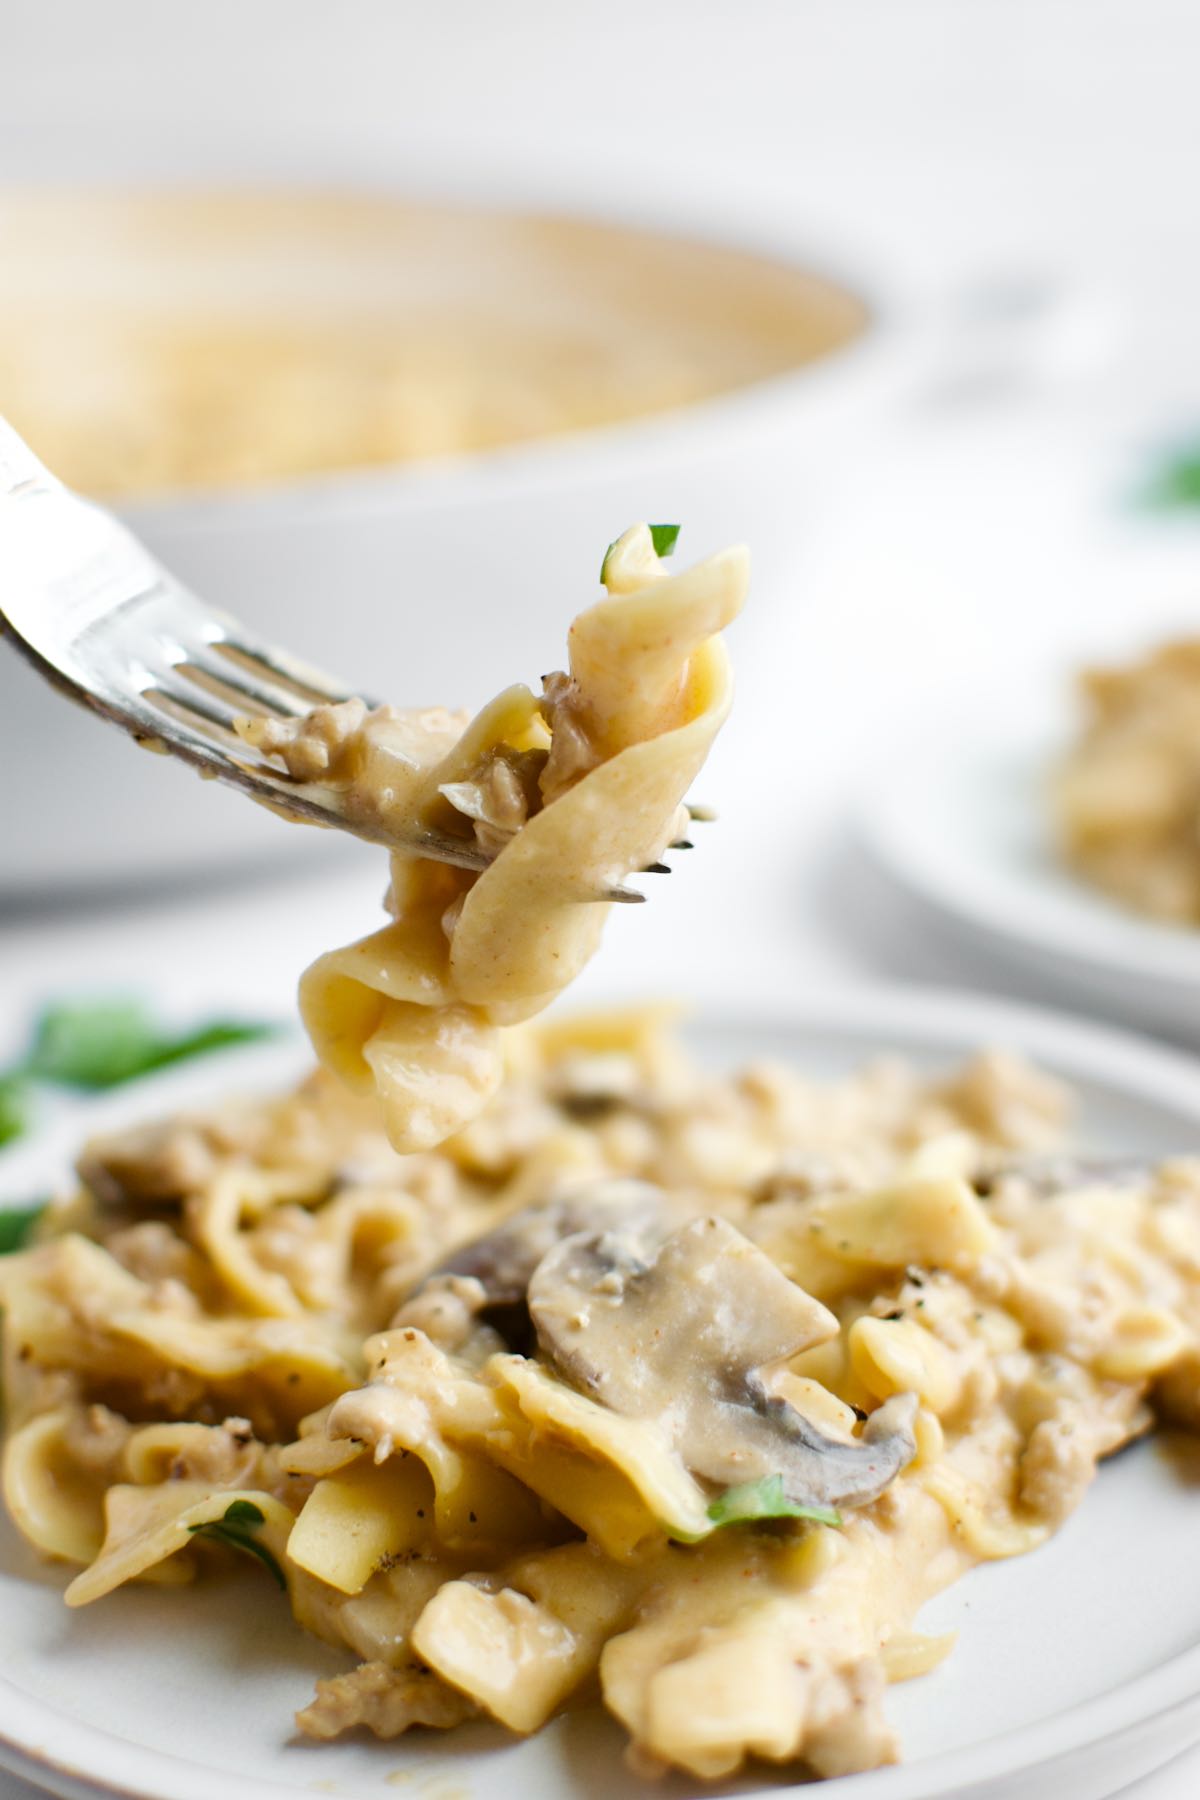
[[412, 1182, 673, 1353], [434, 1182, 668, 1306]]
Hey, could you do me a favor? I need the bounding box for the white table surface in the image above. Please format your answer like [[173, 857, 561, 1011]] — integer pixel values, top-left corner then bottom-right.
[[5, 2, 1200, 1795]]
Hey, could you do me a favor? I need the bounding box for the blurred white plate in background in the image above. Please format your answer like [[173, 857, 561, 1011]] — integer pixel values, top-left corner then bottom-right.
[[5, 988, 1200, 1800], [858, 704, 1200, 1040]]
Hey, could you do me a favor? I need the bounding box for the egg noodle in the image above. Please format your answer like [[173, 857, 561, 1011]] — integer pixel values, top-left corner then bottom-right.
[[5, 531, 1200, 1782], [248, 521, 746, 1152]]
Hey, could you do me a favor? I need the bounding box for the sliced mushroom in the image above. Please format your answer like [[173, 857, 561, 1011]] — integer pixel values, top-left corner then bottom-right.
[[77, 1119, 219, 1209], [412, 1183, 670, 1353], [529, 1215, 917, 1512], [433, 1182, 668, 1306]]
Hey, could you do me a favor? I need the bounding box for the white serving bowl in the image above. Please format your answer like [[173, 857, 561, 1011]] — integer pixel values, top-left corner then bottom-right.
[[0, 188, 909, 900]]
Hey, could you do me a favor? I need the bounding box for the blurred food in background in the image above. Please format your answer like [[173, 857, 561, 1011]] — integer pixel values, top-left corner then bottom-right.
[[1055, 636, 1200, 926], [0, 190, 867, 499]]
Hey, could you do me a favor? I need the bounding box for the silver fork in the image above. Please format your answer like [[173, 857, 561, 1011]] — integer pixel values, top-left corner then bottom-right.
[[0, 420, 668, 899]]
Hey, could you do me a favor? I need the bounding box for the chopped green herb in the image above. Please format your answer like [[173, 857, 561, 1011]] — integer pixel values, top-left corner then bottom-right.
[[600, 522, 683, 584], [707, 1474, 842, 1531], [26, 1000, 160, 1088], [1144, 444, 1200, 510], [25, 999, 276, 1091], [0, 1202, 45, 1256], [187, 1499, 286, 1590], [134, 1020, 278, 1076], [221, 1499, 268, 1525], [0, 1076, 27, 1148]]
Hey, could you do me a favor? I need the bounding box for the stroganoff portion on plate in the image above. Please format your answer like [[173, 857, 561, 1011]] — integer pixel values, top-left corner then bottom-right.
[[5, 1005, 1200, 1783], [8, 518, 1200, 1793]]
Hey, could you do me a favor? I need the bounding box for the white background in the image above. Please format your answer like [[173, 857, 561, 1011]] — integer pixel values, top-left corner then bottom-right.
[[4, 2, 1200, 1796]]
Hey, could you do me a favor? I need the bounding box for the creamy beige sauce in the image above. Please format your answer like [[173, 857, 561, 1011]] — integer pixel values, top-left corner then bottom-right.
[[0, 190, 868, 498], [4, 1009, 1200, 1781], [1055, 636, 1200, 923]]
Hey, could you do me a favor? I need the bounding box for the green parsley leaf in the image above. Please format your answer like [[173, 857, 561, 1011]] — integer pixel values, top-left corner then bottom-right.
[[1143, 442, 1200, 510], [0, 1075, 27, 1148], [706, 1474, 842, 1530], [27, 999, 161, 1088], [130, 1021, 277, 1077], [0, 1202, 45, 1255], [220, 1499, 267, 1525], [26, 999, 276, 1091], [600, 522, 683, 584], [187, 1499, 286, 1590]]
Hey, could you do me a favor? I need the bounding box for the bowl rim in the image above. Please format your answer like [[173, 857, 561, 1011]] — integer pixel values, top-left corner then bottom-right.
[[7, 174, 912, 525]]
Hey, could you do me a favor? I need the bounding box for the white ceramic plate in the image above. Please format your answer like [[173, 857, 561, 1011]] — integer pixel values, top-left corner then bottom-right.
[[5, 988, 1200, 1800], [858, 708, 1200, 1040]]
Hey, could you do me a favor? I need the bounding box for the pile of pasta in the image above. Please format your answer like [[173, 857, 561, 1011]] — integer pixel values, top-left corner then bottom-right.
[[5, 1006, 1200, 1782]]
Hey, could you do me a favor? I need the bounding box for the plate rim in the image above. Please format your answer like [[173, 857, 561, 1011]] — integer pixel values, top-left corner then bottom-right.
[[4, 981, 1200, 1800], [857, 722, 1200, 994]]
